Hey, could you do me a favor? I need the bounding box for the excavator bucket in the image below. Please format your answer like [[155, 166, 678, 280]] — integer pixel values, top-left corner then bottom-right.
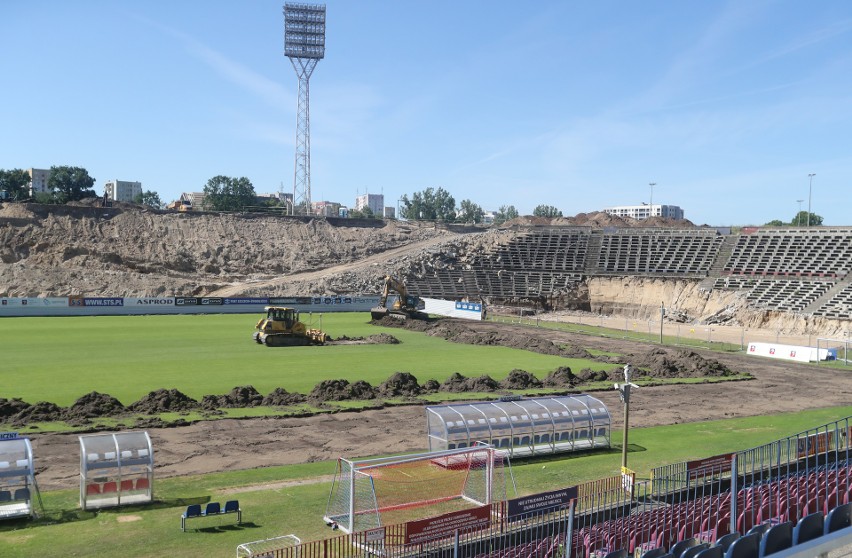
[[370, 306, 389, 320]]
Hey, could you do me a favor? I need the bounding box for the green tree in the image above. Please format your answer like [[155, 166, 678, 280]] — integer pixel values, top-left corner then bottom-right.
[[203, 175, 256, 211], [457, 199, 484, 223], [533, 204, 563, 218], [792, 211, 823, 227], [400, 187, 456, 221], [47, 166, 96, 203], [349, 206, 377, 219], [764, 219, 786, 227], [134, 190, 163, 209], [0, 168, 31, 200], [493, 204, 519, 225]]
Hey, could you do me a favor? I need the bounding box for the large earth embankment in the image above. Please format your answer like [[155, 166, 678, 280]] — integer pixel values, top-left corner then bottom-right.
[[1, 202, 849, 337]]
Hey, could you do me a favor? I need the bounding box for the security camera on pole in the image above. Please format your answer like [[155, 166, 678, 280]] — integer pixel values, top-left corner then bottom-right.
[[614, 363, 639, 468]]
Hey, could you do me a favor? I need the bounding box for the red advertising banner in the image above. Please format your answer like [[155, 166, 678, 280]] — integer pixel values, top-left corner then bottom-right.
[[687, 453, 734, 479], [404, 505, 491, 545]]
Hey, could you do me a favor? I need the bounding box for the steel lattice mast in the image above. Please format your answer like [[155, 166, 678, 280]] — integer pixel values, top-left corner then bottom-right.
[[284, 3, 325, 216]]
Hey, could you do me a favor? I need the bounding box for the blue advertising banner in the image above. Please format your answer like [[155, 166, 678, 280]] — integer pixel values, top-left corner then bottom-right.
[[223, 298, 268, 305]]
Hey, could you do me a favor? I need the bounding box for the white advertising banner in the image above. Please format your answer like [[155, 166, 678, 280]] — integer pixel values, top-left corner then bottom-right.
[[423, 298, 484, 321], [746, 341, 828, 363]]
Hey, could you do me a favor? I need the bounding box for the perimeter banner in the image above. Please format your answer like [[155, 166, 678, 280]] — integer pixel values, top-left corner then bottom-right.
[[404, 505, 491, 545], [507, 486, 577, 520]]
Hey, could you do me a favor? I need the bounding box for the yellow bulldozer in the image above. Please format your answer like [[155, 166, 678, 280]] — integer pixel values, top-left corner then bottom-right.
[[252, 306, 330, 347]]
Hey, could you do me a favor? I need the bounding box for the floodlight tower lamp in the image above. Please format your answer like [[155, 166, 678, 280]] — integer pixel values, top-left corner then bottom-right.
[[284, 2, 326, 216]]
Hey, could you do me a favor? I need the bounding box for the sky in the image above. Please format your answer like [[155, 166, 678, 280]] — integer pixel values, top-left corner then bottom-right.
[[2, 1, 852, 226]]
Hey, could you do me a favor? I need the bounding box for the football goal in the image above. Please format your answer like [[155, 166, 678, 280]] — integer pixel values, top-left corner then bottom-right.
[[324, 446, 510, 534], [236, 534, 300, 557]]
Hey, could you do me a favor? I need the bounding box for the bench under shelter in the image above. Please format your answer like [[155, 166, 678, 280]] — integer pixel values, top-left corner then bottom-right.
[[79, 431, 153, 510], [426, 395, 612, 458], [0, 434, 40, 520]]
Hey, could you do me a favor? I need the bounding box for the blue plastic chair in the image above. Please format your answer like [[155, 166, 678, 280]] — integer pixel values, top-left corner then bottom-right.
[[671, 537, 700, 557], [792, 512, 824, 545], [824, 502, 852, 535], [224, 500, 242, 524], [181, 504, 202, 531], [758, 521, 792, 557], [695, 546, 723, 558], [715, 532, 740, 553], [203, 501, 221, 516], [724, 532, 759, 558], [642, 548, 669, 558], [682, 543, 710, 558]]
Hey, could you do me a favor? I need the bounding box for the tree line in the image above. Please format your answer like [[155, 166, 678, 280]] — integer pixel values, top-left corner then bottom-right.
[[399, 186, 562, 225], [2, 168, 568, 221], [765, 211, 824, 227]]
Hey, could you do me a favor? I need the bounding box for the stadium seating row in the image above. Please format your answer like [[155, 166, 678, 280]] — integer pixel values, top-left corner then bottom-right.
[[712, 278, 835, 313], [476, 228, 591, 273], [571, 465, 851, 557], [723, 230, 852, 278], [812, 283, 852, 319], [596, 231, 722, 276]]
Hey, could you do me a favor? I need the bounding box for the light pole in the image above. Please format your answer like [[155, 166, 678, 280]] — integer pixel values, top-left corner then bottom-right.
[[796, 200, 804, 226], [649, 182, 656, 218], [807, 173, 816, 227]]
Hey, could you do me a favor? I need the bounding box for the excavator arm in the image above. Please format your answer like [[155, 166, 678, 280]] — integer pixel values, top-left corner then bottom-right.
[[371, 275, 425, 320]]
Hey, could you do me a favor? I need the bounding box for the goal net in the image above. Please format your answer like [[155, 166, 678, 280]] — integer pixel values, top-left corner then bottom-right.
[[324, 446, 509, 533]]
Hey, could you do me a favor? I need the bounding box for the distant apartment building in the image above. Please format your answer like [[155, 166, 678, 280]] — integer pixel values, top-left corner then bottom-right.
[[355, 193, 384, 216], [383, 206, 395, 219], [603, 204, 684, 220], [104, 180, 142, 203], [312, 200, 341, 218], [26, 168, 51, 197]]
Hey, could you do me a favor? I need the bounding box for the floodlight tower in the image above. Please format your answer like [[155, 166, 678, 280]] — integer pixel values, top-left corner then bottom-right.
[[284, 3, 326, 215]]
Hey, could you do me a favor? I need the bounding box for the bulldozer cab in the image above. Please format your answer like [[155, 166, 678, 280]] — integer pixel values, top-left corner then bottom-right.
[[266, 307, 298, 329]]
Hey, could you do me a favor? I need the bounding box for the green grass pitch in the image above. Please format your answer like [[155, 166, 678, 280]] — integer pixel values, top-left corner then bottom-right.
[[1, 312, 613, 407]]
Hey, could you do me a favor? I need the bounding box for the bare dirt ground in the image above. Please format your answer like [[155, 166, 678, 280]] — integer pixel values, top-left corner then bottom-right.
[[28, 322, 852, 491]]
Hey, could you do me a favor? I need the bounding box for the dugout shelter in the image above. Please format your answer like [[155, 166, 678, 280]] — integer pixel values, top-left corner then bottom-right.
[[80, 431, 153, 510], [426, 395, 611, 457], [0, 435, 37, 519]]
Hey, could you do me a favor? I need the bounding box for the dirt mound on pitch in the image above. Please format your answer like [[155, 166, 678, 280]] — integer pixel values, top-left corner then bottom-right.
[[128, 389, 200, 413], [309, 379, 377, 402], [65, 392, 126, 419], [377, 372, 422, 397], [262, 388, 307, 406], [201, 386, 264, 409], [373, 317, 591, 358], [12, 402, 64, 424], [440, 373, 500, 393], [0, 398, 31, 419], [628, 348, 737, 379], [330, 333, 401, 345], [500, 369, 543, 390]]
